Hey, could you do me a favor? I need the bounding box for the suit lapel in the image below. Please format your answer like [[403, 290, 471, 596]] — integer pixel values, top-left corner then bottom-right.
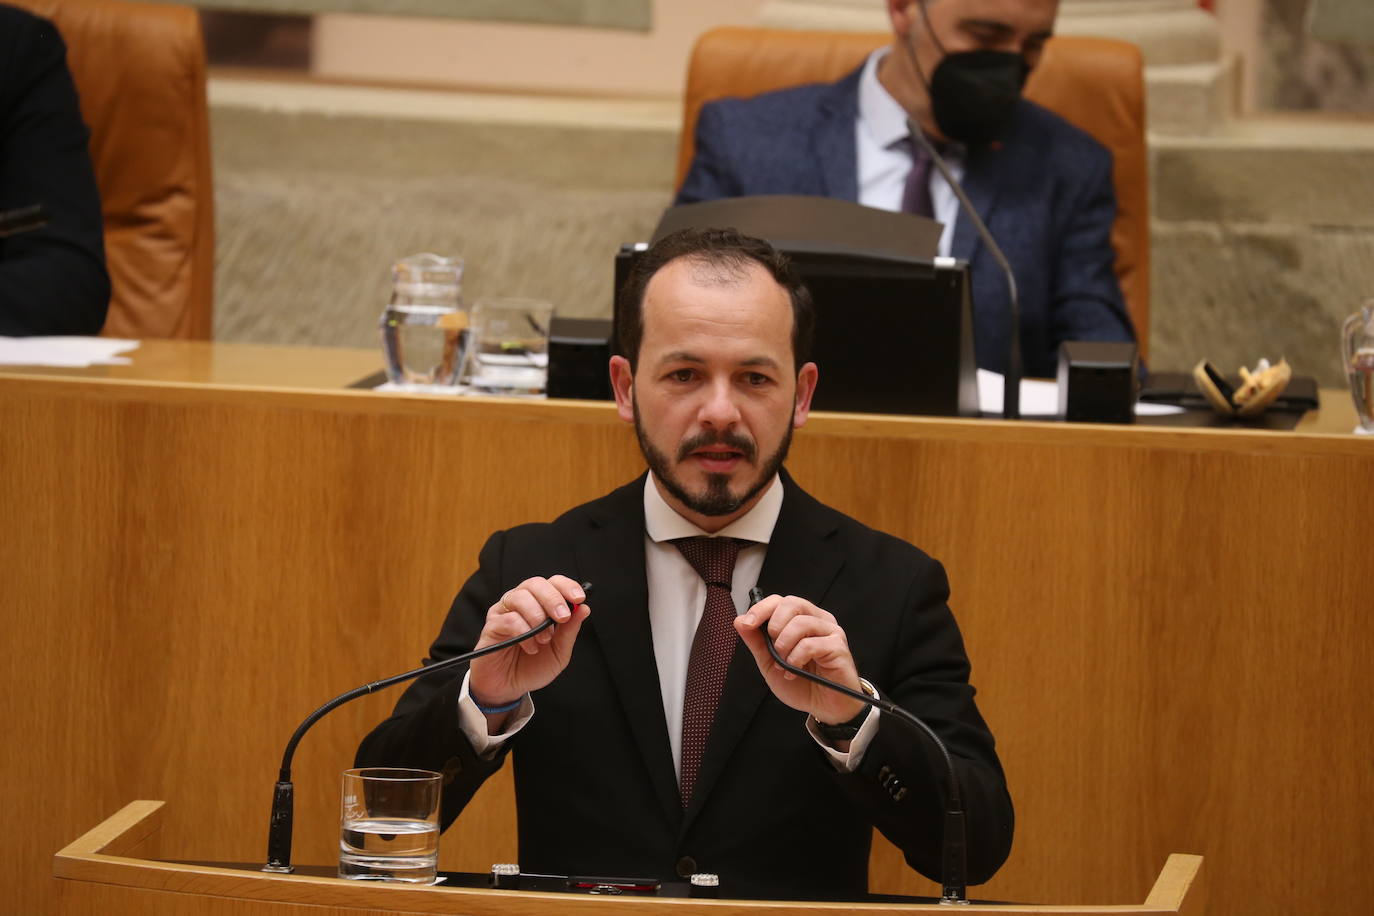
[[950, 144, 1002, 263], [575, 477, 683, 831], [811, 69, 862, 202], [950, 102, 1035, 263], [681, 474, 844, 832]]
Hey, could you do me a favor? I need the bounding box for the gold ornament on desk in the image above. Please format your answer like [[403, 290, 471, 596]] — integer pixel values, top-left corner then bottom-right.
[[1192, 357, 1292, 417]]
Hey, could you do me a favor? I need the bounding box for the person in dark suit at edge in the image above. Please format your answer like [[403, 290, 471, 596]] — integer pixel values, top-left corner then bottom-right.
[[676, 0, 1136, 379], [356, 227, 1012, 899], [0, 3, 110, 336]]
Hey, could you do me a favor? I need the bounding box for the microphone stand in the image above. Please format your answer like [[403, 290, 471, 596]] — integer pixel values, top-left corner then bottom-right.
[[262, 599, 582, 874], [749, 587, 969, 905], [908, 120, 1022, 420]]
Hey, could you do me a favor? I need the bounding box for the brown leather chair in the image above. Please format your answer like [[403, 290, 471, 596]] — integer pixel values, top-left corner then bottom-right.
[[10, 0, 214, 339], [677, 27, 1150, 357]]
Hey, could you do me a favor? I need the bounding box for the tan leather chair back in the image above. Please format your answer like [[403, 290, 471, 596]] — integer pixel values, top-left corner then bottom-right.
[[678, 27, 1150, 356], [10, 0, 214, 339]]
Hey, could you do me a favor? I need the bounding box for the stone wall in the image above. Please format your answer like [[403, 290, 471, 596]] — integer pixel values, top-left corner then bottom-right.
[[1150, 123, 1374, 385], [1260, 0, 1374, 112], [211, 103, 676, 350]]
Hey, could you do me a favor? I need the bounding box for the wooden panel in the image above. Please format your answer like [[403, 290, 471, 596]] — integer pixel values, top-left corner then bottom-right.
[[3, 357, 1371, 915]]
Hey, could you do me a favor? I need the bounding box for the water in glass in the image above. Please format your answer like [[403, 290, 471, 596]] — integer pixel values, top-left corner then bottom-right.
[[379, 253, 466, 390], [1342, 300, 1374, 431], [464, 298, 554, 396], [339, 767, 441, 884], [338, 817, 440, 883]]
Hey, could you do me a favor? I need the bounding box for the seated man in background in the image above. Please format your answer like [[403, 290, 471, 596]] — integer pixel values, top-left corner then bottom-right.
[[676, 0, 1135, 379], [357, 228, 1013, 899], [0, 3, 110, 336]]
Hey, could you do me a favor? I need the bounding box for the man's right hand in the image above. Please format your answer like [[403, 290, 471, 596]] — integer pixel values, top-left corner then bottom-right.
[[468, 575, 590, 720]]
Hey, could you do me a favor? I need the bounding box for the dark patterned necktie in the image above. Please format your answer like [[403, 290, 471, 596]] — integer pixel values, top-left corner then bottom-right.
[[673, 536, 744, 807], [900, 136, 936, 218]]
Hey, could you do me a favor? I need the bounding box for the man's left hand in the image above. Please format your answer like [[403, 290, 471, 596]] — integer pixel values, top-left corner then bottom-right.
[[734, 593, 866, 725]]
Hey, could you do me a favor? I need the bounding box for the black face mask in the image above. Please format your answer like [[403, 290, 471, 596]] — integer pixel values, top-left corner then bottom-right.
[[928, 50, 1029, 146]]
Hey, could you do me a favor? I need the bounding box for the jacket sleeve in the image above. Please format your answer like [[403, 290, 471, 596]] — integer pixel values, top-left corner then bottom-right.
[[832, 556, 1014, 886], [355, 531, 512, 831], [0, 13, 110, 336]]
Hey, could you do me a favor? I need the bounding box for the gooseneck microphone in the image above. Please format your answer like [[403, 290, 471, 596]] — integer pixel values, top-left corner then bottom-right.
[[748, 587, 968, 905], [908, 118, 1022, 420], [263, 582, 592, 874]]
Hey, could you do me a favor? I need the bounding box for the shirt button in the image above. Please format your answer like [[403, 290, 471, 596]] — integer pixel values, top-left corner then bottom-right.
[[441, 757, 463, 785], [676, 856, 698, 878]]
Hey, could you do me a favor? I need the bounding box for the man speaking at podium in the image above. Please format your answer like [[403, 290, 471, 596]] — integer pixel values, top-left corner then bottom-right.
[[356, 228, 1012, 898]]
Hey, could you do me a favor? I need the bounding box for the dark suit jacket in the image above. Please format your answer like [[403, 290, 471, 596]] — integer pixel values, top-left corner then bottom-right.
[[676, 67, 1135, 379], [357, 471, 1013, 899], [0, 4, 110, 336]]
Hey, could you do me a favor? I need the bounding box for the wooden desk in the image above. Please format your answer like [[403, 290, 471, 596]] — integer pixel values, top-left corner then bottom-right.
[[3, 341, 1370, 916]]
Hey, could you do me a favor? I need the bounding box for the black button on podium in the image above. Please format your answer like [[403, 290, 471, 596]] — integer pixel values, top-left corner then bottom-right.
[[675, 856, 697, 878]]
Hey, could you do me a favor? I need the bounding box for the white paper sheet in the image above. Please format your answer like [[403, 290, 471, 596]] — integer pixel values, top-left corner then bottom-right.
[[977, 369, 1185, 417], [0, 336, 139, 367]]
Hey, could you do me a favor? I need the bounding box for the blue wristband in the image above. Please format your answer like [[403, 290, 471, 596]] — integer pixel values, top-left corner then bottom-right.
[[472, 694, 523, 716]]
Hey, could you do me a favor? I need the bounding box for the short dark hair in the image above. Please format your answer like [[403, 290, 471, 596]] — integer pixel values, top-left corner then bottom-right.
[[615, 227, 815, 372]]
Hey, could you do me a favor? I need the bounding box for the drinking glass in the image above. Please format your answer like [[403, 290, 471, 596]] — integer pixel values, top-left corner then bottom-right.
[[338, 767, 442, 883], [379, 253, 466, 390], [463, 298, 555, 396], [1341, 300, 1374, 433]]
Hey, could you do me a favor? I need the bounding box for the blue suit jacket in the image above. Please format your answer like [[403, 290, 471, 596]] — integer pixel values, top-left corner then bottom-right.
[[676, 68, 1135, 379]]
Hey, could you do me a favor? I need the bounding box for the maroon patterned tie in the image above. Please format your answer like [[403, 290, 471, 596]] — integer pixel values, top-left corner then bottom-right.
[[673, 536, 744, 807], [900, 136, 936, 218]]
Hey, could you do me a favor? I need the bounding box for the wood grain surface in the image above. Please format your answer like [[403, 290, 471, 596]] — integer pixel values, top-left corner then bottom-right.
[[3, 346, 1370, 915]]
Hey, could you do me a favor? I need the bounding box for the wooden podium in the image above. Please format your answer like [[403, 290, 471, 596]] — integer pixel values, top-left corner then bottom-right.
[[57, 801, 1202, 916]]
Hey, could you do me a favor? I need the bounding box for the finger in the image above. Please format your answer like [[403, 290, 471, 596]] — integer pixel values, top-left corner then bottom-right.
[[518, 576, 575, 624], [738, 592, 782, 629], [475, 609, 542, 656], [786, 633, 856, 676], [770, 613, 836, 662], [546, 575, 588, 614], [550, 601, 592, 655], [765, 595, 831, 642], [733, 615, 777, 672]]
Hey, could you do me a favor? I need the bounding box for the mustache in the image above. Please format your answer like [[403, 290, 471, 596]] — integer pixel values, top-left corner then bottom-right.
[[676, 430, 757, 464]]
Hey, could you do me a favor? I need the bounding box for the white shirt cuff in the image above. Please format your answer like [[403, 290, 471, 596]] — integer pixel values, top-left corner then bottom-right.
[[457, 670, 534, 758], [806, 682, 881, 773]]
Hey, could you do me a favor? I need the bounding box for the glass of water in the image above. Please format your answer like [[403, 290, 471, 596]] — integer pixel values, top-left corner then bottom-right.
[[339, 767, 442, 883], [463, 298, 555, 396], [379, 253, 466, 391], [1342, 300, 1374, 432]]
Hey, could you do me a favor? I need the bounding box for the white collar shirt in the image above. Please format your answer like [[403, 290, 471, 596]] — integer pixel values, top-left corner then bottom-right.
[[855, 47, 963, 258]]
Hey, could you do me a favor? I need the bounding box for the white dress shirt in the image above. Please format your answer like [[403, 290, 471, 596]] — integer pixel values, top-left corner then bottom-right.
[[457, 473, 878, 771], [855, 47, 963, 258]]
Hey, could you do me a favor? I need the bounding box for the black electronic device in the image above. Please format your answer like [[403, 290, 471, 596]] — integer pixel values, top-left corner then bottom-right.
[[1056, 340, 1138, 424], [613, 243, 978, 418], [547, 316, 613, 401]]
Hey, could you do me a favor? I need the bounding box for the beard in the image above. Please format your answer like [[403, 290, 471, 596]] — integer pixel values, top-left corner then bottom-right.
[[633, 396, 793, 518]]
